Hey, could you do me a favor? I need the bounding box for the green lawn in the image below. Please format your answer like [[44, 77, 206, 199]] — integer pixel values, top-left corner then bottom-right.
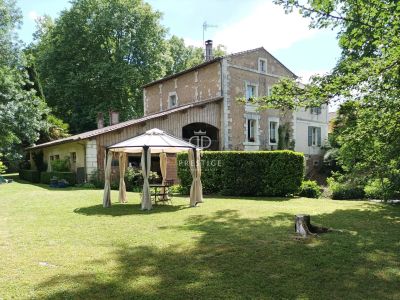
[[1, 178, 400, 299]]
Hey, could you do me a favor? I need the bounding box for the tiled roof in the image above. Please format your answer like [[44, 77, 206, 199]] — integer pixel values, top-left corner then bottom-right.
[[143, 47, 297, 88], [26, 96, 223, 150]]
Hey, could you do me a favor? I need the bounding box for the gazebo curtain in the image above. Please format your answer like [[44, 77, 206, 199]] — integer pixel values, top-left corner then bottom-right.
[[189, 149, 203, 206], [159, 152, 167, 200], [118, 152, 127, 203], [141, 147, 152, 210], [102, 151, 113, 208]]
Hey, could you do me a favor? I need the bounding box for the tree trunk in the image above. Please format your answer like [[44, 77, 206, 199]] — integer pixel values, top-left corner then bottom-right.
[[295, 214, 314, 237], [295, 214, 330, 237]]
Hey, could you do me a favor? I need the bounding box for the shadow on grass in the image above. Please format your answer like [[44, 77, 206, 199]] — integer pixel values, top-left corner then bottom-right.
[[74, 203, 189, 216], [37, 204, 400, 299]]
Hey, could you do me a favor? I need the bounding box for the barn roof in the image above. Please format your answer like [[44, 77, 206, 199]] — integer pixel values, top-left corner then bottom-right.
[[26, 96, 223, 150]]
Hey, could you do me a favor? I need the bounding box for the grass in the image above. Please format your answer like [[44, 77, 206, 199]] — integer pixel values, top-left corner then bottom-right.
[[1, 177, 400, 299]]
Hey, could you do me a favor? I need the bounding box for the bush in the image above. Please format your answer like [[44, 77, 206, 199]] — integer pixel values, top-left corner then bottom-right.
[[364, 178, 397, 200], [0, 153, 7, 174], [51, 158, 70, 172], [89, 169, 104, 188], [77, 182, 97, 189], [125, 167, 159, 191], [177, 150, 304, 196], [298, 180, 322, 198], [19, 169, 41, 183], [328, 177, 365, 200], [40, 171, 76, 185]]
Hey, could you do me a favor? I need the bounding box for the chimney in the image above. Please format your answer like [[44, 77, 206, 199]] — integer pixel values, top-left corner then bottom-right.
[[109, 110, 119, 125], [205, 40, 213, 61], [97, 112, 104, 129]]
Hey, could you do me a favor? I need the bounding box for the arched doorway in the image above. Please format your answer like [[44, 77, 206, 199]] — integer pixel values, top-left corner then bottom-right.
[[182, 123, 219, 150]]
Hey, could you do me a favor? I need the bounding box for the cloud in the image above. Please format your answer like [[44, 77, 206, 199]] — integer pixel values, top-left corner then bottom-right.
[[185, 1, 320, 54], [28, 10, 41, 22]]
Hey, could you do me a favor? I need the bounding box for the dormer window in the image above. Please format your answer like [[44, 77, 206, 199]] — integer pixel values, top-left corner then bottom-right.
[[168, 92, 177, 108], [259, 58, 267, 73]]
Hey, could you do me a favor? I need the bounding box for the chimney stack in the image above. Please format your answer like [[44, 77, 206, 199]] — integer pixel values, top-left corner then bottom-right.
[[109, 110, 119, 126], [205, 40, 213, 61], [97, 112, 104, 129]]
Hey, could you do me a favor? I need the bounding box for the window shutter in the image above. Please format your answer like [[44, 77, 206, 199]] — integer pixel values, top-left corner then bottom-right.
[[308, 126, 312, 146], [317, 127, 322, 146]]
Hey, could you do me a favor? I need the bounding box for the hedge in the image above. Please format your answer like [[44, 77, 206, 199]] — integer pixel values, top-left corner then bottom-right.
[[19, 169, 41, 183], [40, 172, 77, 185], [177, 151, 304, 196]]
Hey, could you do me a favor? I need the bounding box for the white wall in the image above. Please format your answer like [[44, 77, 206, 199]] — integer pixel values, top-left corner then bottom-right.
[[85, 139, 98, 177], [294, 105, 329, 156]]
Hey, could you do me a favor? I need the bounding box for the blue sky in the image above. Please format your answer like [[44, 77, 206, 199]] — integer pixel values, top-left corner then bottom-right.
[[16, 0, 341, 82]]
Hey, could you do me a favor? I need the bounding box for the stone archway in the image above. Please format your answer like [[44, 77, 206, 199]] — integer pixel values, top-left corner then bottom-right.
[[182, 123, 219, 150]]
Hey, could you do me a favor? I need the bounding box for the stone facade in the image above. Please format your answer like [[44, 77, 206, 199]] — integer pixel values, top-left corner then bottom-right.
[[144, 61, 222, 115], [85, 139, 98, 177], [143, 47, 304, 152]]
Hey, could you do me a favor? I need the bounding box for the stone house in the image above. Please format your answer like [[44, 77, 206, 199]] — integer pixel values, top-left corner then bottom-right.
[[27, 43, 328, 181]]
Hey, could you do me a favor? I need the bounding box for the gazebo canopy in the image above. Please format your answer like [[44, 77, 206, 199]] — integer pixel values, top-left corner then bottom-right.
[[108, 128, 196, 153], [103, 128, 203, 210]]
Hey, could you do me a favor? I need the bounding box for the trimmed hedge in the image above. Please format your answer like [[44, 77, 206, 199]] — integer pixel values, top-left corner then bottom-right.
[[40, 172, 76, 185], [19, 169, 41, 183], [177, 151, 304, 196]]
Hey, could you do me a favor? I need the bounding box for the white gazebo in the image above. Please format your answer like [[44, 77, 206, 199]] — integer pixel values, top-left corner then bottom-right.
[[102, 128, 203, 210]]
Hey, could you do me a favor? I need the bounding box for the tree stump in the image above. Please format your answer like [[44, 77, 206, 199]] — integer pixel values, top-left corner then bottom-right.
[[295, 214, 330, 237]]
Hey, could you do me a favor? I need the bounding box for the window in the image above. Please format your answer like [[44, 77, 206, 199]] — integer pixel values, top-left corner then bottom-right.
[[269, 120, 278, 144], [308, 126, 322, 146], [168, 93, 177, 108], [310, 106, 322, 115], [267, 86, 273, 96], [71, 152, 77, 163], [50, 155, 54, 161], [246, 84, 257, 101], [259, 58, 267, 73], [54, 155, 60, 160], [247, 119, 256, 142]]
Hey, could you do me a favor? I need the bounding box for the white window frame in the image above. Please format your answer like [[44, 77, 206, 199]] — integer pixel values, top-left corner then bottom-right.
[[268, 117, 279, 145], [258, 58, 267, 73], [247, 118, 257, 143], [245, 82, 258, 101], [168, 92, 178, 108], [311, 127, 318, 146], [310, 106, 322, 115]]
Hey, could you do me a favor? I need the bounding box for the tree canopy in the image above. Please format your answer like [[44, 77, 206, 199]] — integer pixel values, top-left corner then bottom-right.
[[264, 0, 400, 199], [31, 0, 171, 133]]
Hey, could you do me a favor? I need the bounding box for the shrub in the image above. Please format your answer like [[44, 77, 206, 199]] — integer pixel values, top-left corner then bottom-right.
[[32, 151, 47, 172], [19, 169, 41, 183], [78, 182, 97, 189], [89, 169, 104, 188], [364, 178, 397, 200], [51, 158, 70, 172], [0, 154, 7, 174], [125, 167, 159, 191], [298, 180, 322, 198], [328, 177, 365, 200], [177, 150, 304, 196], [40, 172, 76, 185]]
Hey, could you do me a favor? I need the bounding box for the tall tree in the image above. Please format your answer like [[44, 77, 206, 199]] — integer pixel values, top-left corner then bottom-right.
[[31, 0, 170, 133], [0, 0, 50, 163], [166, 35, 226, 75], [258, 0, 400, 199]]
